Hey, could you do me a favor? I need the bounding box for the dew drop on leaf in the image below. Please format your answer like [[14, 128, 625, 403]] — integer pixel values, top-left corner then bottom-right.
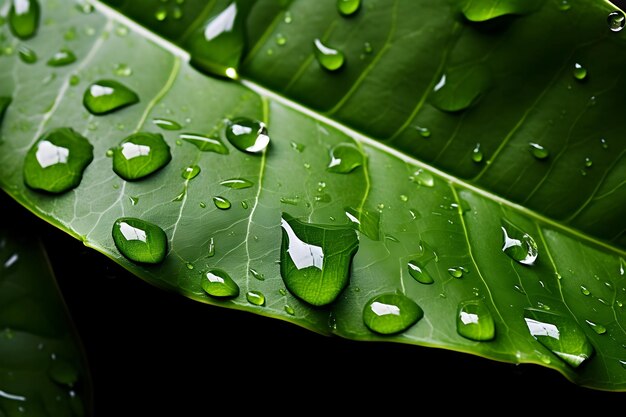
[[585, 319, 607, 335], [337, 0, 361, 16], [471, 143, 483, 163], [572, 63, 587, 81], [313, 38, 345, 71], [249, 268, 265, 281], [225, 117, 270, 153], [448, 266, 467, 278], [220, 178, 253, 189], [180, 132, 229, 154], [363, 293, 423, 335], [456, 299, 495, 341], [17, 45, 37, 64], [529, 142, 549, 160], [284, 305, 295, 315], [501, 219, 538, 265], [580, 285, 590, 296], [112, 217, 168, 264], [111, 132, 171, 181], [410, 169, 434, 187], [23, 128, 93, 193], [181, 165, 200, 180], [201, 269, 239, 298], [47, 48, 76, 67], [153, 118, 182, 131], [327, 143, 364, 174], [344, 206, 380, 240], [83, 79, 139, 115], [213, 196, 231, 210], [608, 10, 625, 32], [407, 260, 434, 284], [246, 290, 265, 306], [9, 0, 40, 39]]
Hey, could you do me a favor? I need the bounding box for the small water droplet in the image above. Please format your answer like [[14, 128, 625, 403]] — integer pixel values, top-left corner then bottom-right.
[[220, 178, 253, 189], [529, 142, 549, 160], [408, 260, 434, 284], [180, 132, 228, 154], [112, 217, 168, 264], [448, 266, 467, 278], [76, 1, 94, 14], [501, 219, 538, 265], [181, 164, 200, 180], [250, 268, 265, 281], [600, 138, 608, 149], [202, 269, 239, 298], [129, 196, 139, 206], [414, 126, 431, 138], [471, 143, 483, 163], [280, 213, 359, 306], [69, 74, 80, 86], [585, 319, 607, 335], [83, 79, 139, 115], [608, 10, 625, 32], [115, 25, 129, 36], [290, 141, 305, 152], [619, 359, 626, 369], [399, 194, 408, 202], [456, 299, 495, 341], [410, 169, 434, 187], [213, 196, 231, 210], [327, 143, 364, 174], [280, 196, 300, 206], [337, 0, 361, 16], [47, 48, 76, 67], [172, 6, 183, 19], [207, 237, 215, 256], [225, 118, 270, 153], [584, 157, 592, 168], [431, 65, 490, 112], [112, 132, 171, 181], [186, 262, 194, 270], [363, 293, 423, 335], [284, 305, 295, 315], [246, 290, 265, 306], [173, 188, 186, 202], [153, 118, 182, 131], [199, 201, 207, 208], [155, 6, 168, 21], [17, 44, 37, 64], [580, 285, 590, 296], [313, 38, 345, 71], [9, 0, 40, 39], [572, 63, 587, 81], [241, 200, 249, 209], [23, 128, 94, 193], [557, 0, 570, 11], [114, 63, 133, 77], [513, 284, 526, 294], [284, 11, 292, 23], [597, 297, 610, 306], [363, 41, 372, 54], [344, 206, 380, 240], [275, 33, 287, 45]]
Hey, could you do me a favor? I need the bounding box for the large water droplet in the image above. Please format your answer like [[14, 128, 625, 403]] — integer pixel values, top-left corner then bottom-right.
[[9, 0, 40, 39], [524, 308, 594, 368], [529, 142, 549, 160], [327, 143, 364, 173], [181, 165, 200, 180], [608, 10, 625, 32], [153, 118, 182, 131], [213, 196, 231, 210], [225, 118, 270, 154], [220, 178, 253, 189], [201, 269, 239, 298], [184, 1, 245, 78], [501, 219, 538, 265], [410, 169, 434, 187], [23, 128, 94, 193], [246, 290, 265, 306], [112, 132, 171, 181], [17, 44, 37, 64], [572, 63, 587, 81], [363, 293, 423, 335], [456, 299, 495, 341], [430, 65, 490, 112], [83, 80, 139, 115], [337, 0, 361, 16], [180, 132, 229, 154], [344, 206, 380, 240], [47, 49, 76, 67], [112, 217, 168, 264], [407, 260, 433, 284], [280, 213, 359, 306], [585, 319, 607, 335], [313, 38, 345, 71]]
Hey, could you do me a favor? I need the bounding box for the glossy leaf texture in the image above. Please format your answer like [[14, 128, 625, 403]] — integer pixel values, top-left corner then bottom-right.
[[0, 0, 624, 391], [0, 211, 91, 416]]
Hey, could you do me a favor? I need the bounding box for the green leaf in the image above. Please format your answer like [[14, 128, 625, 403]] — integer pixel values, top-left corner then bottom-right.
[[0, 209, 91, 416], [0, 0, 624, 391]]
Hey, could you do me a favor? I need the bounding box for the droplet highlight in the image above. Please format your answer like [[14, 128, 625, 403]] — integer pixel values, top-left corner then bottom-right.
[[407, 260, 434, 284], [410, 169, 434, 187], [153, 118, 182, 131], [344, 206, 380, 240], [181, 165, 200, 180]]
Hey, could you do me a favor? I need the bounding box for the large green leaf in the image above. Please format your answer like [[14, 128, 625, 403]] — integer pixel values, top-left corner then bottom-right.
[[0, 204, 91, 416], [0, 0, 624, 391]]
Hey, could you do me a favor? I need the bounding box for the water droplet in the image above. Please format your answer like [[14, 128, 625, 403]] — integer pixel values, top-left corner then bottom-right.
[[284, 305, 295, 315], [280, 196, 299, 206], [83, 79, 139, 115], [185, 2, 245, 78], [585, 319, 607, 335], [600, 138, 608, 149], [180, 132, 229, 154], [48, 359, 78, 386], [181, 165, 200, 180], [186, 262, 194, 270], [278, 288, 287, 296], [246, 290, 265, 306], [344, 206, 380, 240], [415, 126, 431, 138], [69, 74, 80, 86], [557, 0, 570, 11], [213, 196, 231, 210], [501, 219, 538, 265], [241, 200, 248, 209], [572, 63, 587, 81], [431, 65, 490, 112], [115, 25, 129, 36], [456, 299, 495, 341], [275, 33, 287, 46], [471, 143, 483, 163], [280, 213, 359, 306], [201, 269, 239, 298], [23, 128, 94, 193], [112, 217, 168, 264], [524, 308, 594, 368], [153, 118, 182, 131], [113, 63, 133, 77], [513, 284, 526, 294], [399, 194, 408, 202], [129, 196, 139, 206], [284, 11, 292, 23], [17, 44, 37, 63], [112, 132, 171, 181], [580, 285, 590, 296], [172, 6, 183, 19], [363, 293, 423, 335], [76, 1, 94, 14], [155, 6, 167, 21], [410, 169, 434, 187], [608, 10, 625, 32], [220, 178, 253, 189], [46, 48, 76, 67], [337, 0, 361, 16], [313, 38, 345, 71], [619, 359, 626, 369], [363, 41, 373, 54], [327, 143, 364, 174], [289, 141, 305, 152], [528, 142, 549, 160], [584, 157, 592, 168], [225, 118, 270, 153], [448, 266, 467, 278], [9, 0, 40, 39], [407, 260, 433, 284], [250, 268, 265, 281]]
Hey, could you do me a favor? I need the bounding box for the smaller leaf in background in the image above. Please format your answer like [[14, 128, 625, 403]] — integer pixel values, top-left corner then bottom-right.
[[363, 293, 424, 335], [23, 128, 94, 194], [224, 117, 270, 154], [112, 132, 172, 181], [456, 299, 496, 341], [8, 0, 40, 39], [83, 79, 139, 115], [112, 218, 168, 264], [313, 38, 345, 72]]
